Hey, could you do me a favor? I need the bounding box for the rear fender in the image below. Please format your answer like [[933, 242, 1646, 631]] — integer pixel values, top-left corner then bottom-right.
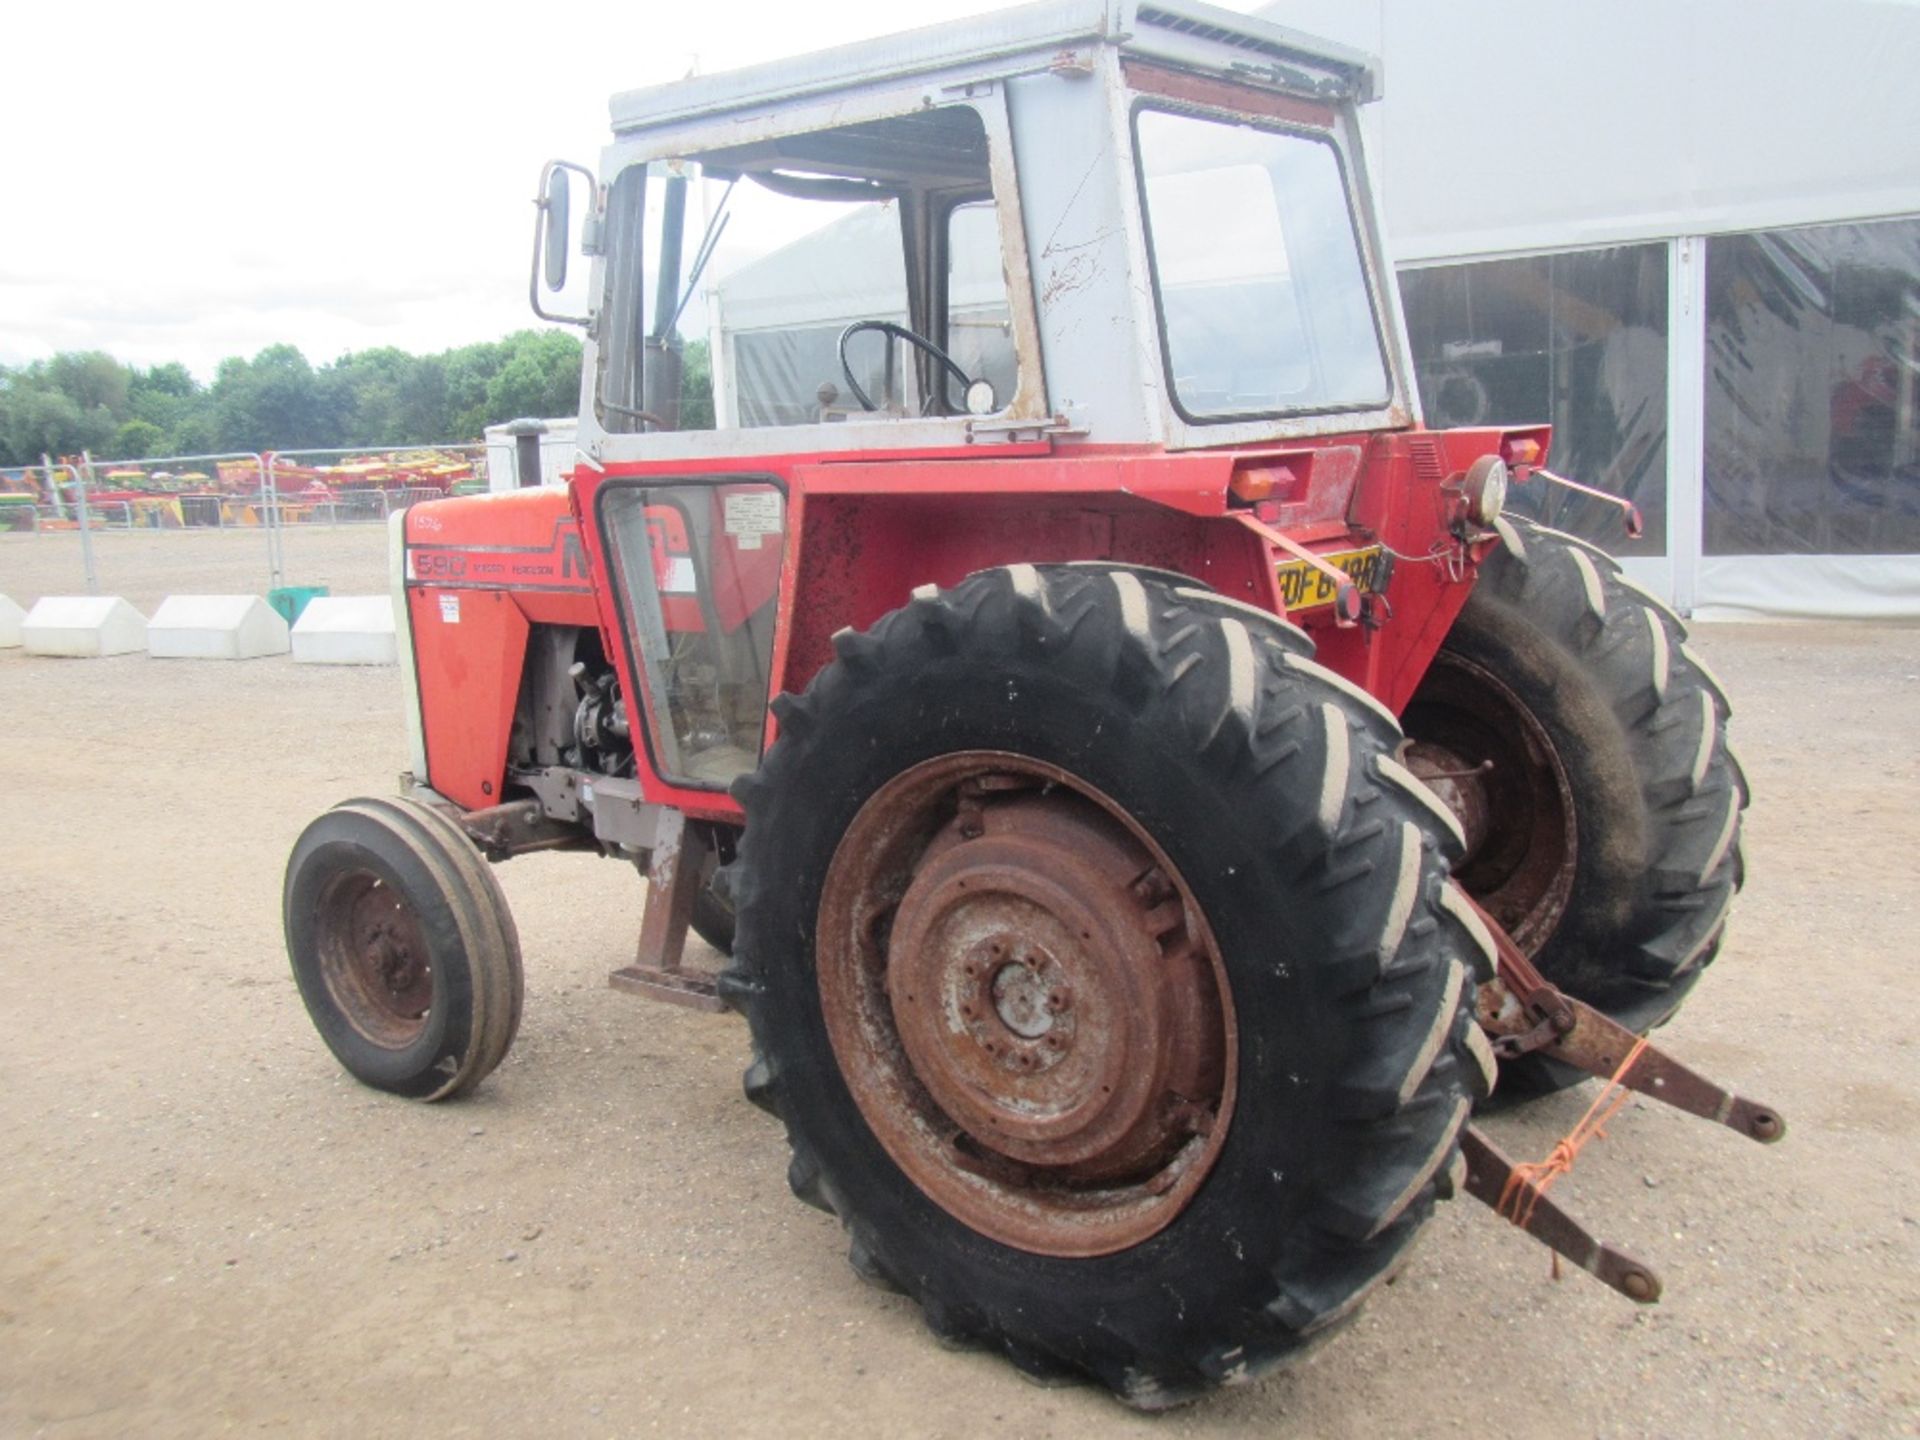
[[568, 438, 1522, 824]]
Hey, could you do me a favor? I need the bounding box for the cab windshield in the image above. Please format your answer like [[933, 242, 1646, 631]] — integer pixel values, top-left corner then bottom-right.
[[597, 104, 1018, 434], [1133, 106, 1390, 422]]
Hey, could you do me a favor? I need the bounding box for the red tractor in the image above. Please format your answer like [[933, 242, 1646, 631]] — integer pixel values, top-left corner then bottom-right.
[[284, 1, 1777, 1407]]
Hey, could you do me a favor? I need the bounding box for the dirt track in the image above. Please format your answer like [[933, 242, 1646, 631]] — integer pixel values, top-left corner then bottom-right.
[[1, 529, 1916, 1437]]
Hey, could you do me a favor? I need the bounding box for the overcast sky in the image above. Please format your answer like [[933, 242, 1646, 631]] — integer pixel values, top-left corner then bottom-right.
[[2, 0, 1267, 381]]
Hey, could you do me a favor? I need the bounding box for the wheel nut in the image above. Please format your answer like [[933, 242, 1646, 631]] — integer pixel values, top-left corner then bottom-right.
[[1046, 986, 1071, 1013]]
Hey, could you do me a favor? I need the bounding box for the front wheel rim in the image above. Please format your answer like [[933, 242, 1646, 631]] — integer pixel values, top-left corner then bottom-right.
[[815, 752, 1236, 1258], [313, 870, 434, 1048]]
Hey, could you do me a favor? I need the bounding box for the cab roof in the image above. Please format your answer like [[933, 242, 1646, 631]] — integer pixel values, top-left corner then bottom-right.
[[608, 0, 1380, 136]]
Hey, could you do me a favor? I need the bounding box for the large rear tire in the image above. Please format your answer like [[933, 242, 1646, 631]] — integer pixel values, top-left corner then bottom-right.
[[722, 565, 1492, 1406], [1403, 517, 1746, 1097], [284, 796, 524, 1100]]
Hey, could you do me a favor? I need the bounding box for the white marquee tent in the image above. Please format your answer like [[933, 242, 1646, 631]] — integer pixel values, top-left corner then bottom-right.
[[1265, 0, 1920, 617]]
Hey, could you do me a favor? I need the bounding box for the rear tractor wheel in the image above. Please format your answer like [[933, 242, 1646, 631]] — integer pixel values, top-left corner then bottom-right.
[[1403, 516, 1747, 1097], [284, 796, 523, 1100], [723, 564, 1493, 1406]]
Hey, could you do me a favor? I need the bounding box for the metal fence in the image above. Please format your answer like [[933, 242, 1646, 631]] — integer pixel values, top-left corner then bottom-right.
[[264, 444, 491, 588], [0, 443, 493, 595]]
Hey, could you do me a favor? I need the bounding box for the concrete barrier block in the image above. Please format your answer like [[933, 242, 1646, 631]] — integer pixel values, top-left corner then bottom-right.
[[21, 596, 148, 658], [0, 594, 24, 648], [148, 594, 291, 660], [291, 595, 397, 666]]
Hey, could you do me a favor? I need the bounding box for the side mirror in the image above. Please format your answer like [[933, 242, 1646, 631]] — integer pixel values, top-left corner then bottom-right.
[[543, 168, 571, 292], [529, 160, 596, 327]]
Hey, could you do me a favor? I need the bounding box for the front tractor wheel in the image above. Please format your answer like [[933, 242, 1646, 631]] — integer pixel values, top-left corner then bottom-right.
[[723, 565, 1493, 1406], [284, 796, 523, 1100], [1404, 516, 1748, 1097]]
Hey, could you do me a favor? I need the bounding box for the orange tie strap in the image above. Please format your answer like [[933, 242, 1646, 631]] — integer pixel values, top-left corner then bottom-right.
[[1497, 1035, 1652, 1232]]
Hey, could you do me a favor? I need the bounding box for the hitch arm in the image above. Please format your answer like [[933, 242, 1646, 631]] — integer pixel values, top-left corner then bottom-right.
[[1485, 985, 1786, 1146], [1459, 1125, 1662, 1304], [1465, 893, 1786, 1146]]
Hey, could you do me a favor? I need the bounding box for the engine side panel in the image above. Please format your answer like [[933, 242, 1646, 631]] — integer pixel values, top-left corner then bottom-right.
[[400, 488, 601, 810]]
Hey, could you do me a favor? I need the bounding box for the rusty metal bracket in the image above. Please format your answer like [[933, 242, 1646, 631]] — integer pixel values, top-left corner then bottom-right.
[[1232, 511, 1364, 626], [1464, 891, 1786, 1146], [1483, 982, 1786, 1146], [1530, 466, 1644, 540], [609, 808, 726, 1012], [1459, 1125, 1662, 1304], [454, 798, 592, 862]]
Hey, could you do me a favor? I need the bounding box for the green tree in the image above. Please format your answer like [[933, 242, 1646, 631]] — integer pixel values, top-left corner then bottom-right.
[[168, 408, 221, 457], [213, 345, 331, 451], [0, 328, 589, 463], [680, 338, 715, 430], [482, 329, 581, 429], [0, 384, 115, 462], [46, 352, 132, 416], [127, 362, 210, 454], [320, 347, 415, 447], [394, 353, 449, 442], [111, 417, 167, 458], [441, 339, 505, 440]]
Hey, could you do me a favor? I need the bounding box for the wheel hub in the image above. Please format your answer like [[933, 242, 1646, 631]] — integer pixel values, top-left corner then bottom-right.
[[817, 753, 1235, 1256], [1403, 653, 1577, 952], [1403, 739, 1494, 857], [316, 873, 433, 1047]]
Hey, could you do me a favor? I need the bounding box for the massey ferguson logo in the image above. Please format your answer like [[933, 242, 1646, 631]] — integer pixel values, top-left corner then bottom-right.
[[406, 520, 591, 590]]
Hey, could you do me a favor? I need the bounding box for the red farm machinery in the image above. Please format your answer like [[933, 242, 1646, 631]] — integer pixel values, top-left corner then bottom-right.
[[283, 1, 1779, 1407]]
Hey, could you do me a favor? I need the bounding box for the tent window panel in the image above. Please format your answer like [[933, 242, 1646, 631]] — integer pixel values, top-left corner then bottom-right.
[[1398, 243, 1669, 558], [1705, 218, 1920, 556], [732, 321, 907, 428]]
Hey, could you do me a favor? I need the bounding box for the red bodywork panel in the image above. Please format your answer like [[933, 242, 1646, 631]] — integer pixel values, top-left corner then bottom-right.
[[402, 488, 597, 812], [402, 428, 1549, 824]]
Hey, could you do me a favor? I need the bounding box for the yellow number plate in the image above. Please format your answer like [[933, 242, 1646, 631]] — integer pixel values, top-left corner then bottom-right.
[[1274, 545, 1387, 612]]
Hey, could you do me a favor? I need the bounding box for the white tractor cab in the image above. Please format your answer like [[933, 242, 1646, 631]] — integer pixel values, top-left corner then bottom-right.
[[531, 0, 1415, 461]]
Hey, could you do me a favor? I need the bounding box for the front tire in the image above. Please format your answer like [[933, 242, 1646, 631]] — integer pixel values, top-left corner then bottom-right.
[[284, 796, 524, 1100], [1404, 517, 1747, 1095], [723, 565, 1492, 1406]]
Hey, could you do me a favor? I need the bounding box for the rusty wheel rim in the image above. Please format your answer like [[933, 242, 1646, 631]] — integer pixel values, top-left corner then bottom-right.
[[314, 870, 434, 1048], [816, 753, 1236, 1257], [1404, 653, 1577, 952]]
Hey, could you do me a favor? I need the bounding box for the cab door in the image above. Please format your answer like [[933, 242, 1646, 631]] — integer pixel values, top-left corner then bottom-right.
[[573, 468, 789, 818]]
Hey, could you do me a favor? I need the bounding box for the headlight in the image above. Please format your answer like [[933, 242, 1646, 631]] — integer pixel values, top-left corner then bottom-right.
[[1461, 455, 1509, 528]]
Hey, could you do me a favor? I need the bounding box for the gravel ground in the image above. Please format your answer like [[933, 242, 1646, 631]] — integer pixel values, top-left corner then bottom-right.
[[0, 529, 1915, 1437]]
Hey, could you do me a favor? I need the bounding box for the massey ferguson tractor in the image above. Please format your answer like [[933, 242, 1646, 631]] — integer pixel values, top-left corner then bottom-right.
[[283, 1, 1780, 1407]]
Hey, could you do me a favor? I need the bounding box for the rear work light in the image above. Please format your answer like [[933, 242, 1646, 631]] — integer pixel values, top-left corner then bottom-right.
[[1500, 435, 1544, 468], [1228, 464, 1299, 505]]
